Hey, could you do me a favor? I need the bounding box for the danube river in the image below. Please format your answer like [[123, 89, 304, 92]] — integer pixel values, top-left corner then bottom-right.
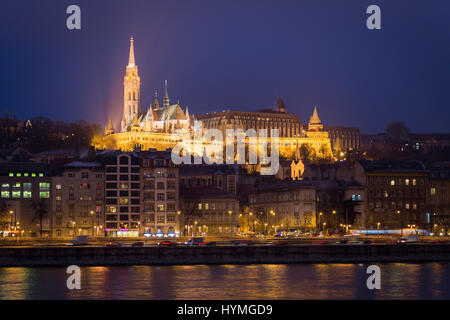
[[0, 263, 448, 299]]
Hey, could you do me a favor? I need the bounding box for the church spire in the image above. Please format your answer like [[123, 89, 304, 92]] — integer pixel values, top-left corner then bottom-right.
[[310, 106, 321, 124], [128, 36, 136, 67], [163, 80, 170, 108], [308, 106, 323, 132], [153, 90, 160, 109]]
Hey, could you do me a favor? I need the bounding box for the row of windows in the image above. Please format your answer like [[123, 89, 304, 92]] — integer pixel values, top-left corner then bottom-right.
[[8, 172, 44, 177]]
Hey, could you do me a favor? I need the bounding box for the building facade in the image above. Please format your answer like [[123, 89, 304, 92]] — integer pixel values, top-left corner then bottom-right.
[[140, 151, 180, 236], [360, 160, 428, 231], [51, 161, 104, 238], [0, 163, 52, 237], [247, 181, 317, 235], [180, 186, 239, 236]]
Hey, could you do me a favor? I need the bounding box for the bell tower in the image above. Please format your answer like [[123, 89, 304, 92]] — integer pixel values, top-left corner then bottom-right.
[[121, 36, 141, 132]]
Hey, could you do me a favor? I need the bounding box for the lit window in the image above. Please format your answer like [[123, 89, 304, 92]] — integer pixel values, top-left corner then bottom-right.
[[390, 180, 395, 186], [12, 191, 21, 198], [405, 203, 410, 210], [31, 173, 36, 177], [9, 173, 13, 177], [39, 182, 50, 190], [16, 173, 21, 177], [1, 191, 10, 198], [198, 203, 203, 210], [39, 173, 44, 177], [119, 198, 129, 205], [412, 179, 417, 186], [431, 188, 436, 195], [205, 203, 209, 210], [23, 191, 32, 198], [405, 179, 410, 186], [24, 173, 28, 177], [56, 184, 62, 190], [2, 183, 9, 188], [157, 204, 165, 211], [40, 191, 50, 198]]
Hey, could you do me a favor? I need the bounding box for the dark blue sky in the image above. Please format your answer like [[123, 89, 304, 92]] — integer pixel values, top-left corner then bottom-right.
[[1, 0, 450, 133]]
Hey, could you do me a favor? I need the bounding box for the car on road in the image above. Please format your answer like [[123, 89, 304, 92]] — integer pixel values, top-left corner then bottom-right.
[[336, 239, 348, 244], [132, 242, 144, 247], [357, 239, 372, 245], [158, 241, 177, 247], [231, 240, 251, 246], [71, 235, 89, 246], [266, 240, 287, 246], [185, 237, 204, 246]]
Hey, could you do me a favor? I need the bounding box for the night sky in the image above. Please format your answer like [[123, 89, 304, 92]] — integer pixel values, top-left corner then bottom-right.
[[1, 0, 450, 133]]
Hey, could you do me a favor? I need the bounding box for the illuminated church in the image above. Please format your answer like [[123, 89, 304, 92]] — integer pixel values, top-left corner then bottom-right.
[[95, 37, 334, 162], [119, 37, 192, 134]]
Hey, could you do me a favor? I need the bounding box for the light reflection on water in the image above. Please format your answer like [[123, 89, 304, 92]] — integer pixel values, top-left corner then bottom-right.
[[0, 263, 448, 299]]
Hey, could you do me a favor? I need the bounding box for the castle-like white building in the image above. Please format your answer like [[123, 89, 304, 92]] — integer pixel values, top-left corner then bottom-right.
[[117, 37, 191, 134]]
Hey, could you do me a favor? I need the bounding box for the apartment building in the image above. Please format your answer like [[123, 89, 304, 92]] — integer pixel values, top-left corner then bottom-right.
[[140, 151, 180, 236], [51, 161, 104, 238]]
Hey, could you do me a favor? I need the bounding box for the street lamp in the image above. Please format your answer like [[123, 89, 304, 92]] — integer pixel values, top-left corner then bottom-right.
[[396, 210, 402, 237]]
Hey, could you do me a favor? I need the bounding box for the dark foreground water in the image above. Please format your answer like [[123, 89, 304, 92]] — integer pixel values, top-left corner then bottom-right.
[[0, 263, 449, 299]]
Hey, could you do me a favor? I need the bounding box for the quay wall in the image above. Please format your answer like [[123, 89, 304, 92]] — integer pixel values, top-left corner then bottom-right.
[[0, 244, 450, 267]]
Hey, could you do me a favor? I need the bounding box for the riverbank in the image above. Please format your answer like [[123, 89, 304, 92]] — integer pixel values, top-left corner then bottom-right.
[[1, 243, 450, 267]]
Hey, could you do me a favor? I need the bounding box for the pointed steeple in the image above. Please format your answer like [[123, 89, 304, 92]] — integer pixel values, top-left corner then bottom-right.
[[132, 113, 139, 126], [163, 80, 170, 108], [308, 106, 323, 131], [128, 36, 136, 67], [153, 90, 160, 109], [105, 118, 115, 135], [310, 106, 321, 124], [185, 106, 189, 120]]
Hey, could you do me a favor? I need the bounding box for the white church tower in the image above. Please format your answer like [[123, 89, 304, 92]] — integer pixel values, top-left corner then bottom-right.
[[121, 36, 141, 132]]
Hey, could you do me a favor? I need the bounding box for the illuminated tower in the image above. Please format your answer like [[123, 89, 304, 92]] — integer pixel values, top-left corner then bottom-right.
[[121, 36, 141, 132]]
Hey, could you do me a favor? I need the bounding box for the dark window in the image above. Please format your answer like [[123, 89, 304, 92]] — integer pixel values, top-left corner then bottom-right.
[[106, 175, 117, 181], [106, 199, 117, 205], [131, 167, 140, 173], [106, 183, 117, 189], [131, 175, 140, 181], [120, 175, 128, 181], [106, 223, 117, 229], [131, 183, 140, 189], [131, 198, 140, 205], [131, 207, 140, 213], [120, 191, 129, 197], [106, 167, 117, 172], [120, 156, 129, 165], [120, 206, 129, 213], [120, 167, 129, 173], [106, 214, 118, 221], [131, 191, 140, 197], [106, 191, 117, 197], [119, 214, 129, 221]]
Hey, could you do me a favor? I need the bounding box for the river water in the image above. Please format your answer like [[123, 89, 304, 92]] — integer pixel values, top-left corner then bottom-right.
[[0, 263, 448, 299]]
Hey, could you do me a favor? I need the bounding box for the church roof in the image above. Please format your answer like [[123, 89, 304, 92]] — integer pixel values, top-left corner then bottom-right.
[[151, 104, 187, 121]]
